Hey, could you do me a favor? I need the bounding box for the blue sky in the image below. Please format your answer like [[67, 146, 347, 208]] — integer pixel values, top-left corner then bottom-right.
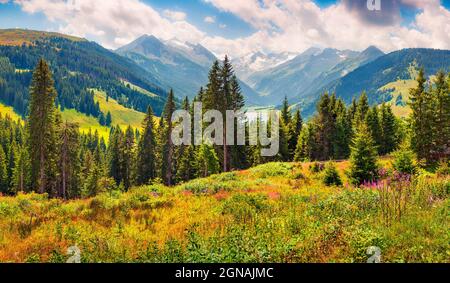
[[1, 0, 450, 56]]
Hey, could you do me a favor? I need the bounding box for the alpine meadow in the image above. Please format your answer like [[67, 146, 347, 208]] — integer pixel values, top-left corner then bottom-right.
[[0, 0, 449, 267]]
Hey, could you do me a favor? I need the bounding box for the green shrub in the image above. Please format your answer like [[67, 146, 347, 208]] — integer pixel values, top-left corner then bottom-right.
[[393, 147, 417, 175], [309, 162, 325, 173], [323, 162, 342, 186]]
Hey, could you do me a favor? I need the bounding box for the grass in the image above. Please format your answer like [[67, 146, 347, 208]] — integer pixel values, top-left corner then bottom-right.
[[92, 89, 146, 130], [0, 102, 23, 122], [120, 79, 158, 98], [0, 160, 448, 263], [60, 108, 110, 141], [379, 79, 417, 117], [0, 29, 85, 46]]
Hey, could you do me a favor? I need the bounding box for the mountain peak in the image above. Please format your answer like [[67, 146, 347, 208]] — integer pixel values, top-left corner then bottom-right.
[[361, 45, 384, 56]]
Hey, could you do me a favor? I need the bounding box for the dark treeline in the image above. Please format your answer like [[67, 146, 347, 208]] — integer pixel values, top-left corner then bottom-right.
[[0, 58, 449, 198]]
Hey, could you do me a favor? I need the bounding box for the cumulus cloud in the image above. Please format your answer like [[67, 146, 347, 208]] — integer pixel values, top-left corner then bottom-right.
[[12, 0, 450, 58], [14, 0, 204, 49], [204, 0, 450, 56], [204, 16, 216, 23], [163, 10, 187, 22]]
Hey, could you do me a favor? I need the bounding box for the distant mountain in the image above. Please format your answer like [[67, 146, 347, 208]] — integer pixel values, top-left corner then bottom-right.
[[246, 47, 382, 105], [232, 51, 297, 82], [296, 48, 450, 117], [116, 35, 263, 105], [0, 29, 167, 118]]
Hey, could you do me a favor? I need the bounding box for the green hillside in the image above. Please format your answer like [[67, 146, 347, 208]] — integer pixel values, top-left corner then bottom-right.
[[0, 29, 86, 46], [0, 29, 167, 121], [92, 89, 145, 129]]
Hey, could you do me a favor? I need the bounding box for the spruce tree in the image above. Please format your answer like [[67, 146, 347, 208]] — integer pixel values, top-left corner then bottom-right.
[[288, 109, 303, 160], [197, 143, 220, 177], [281, 96, 291, 125], [380, 103, 398, 155], [12, 146, 30, 193], [123, 126, 136, 190], [27, 59, 59, 194], [58, 121, 80, 199], [365, 106, 382, 153], [0, 146, 7, 193], [161, 89, 176, 186], [136, 106, 157, 185], [433, 70, 450, 160], [348, 122, 379, 186], [409, 68, 434, 163]]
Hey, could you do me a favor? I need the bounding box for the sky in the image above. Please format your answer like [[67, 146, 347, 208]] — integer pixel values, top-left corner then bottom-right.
[[0, 0, 450, 58]]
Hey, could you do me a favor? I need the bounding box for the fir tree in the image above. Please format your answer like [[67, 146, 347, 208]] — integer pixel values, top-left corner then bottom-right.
[[365, 106, 382, 153], [11, 146, 30, 193], [433, 70, 450, 160], [27, 59, 59, 194], [409, 68, 435, 163], [348, 123, 379, 186], [136, 106, 157, 185], [0, 146, 7, 193], [197, 143, 220, 177], [161, 89, 176, 186], [380, 103, 398, 155], [58, 121, 80, 199]]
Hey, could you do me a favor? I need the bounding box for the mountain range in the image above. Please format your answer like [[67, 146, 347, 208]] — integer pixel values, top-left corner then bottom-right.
[[116, 35, 263, 105]]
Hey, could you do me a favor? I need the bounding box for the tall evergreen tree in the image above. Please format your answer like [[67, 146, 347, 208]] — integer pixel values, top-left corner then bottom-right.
[[409, 68, 435, 163], [27, 59, 59, 194], [288, 109, 303, 160], [136, 106, 157, 185], [11, 146, 30, 193], [162, 89, 176, 186], [433, 70, 450, 160], [380, 103, 398, 155], [365, 106, 382, 153], [58, 121, 80, 199], [0, 146, 7, 193]]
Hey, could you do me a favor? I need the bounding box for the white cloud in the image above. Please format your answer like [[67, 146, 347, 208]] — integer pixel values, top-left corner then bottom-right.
[[15, 0, 204, 49], [163, 10, 187, 22], [204, 16, 215, 23], [219, 24, 227, 29]]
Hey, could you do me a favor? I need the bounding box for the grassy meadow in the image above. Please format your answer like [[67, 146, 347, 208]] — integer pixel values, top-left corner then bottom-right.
[[0, 160, 448, 263]]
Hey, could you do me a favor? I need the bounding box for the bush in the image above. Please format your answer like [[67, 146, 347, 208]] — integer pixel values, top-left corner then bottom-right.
[[323, 162, 342, 186], [393, 147, 417, 175], [436, 160, 450, 176], [309, 162, 325, 173]]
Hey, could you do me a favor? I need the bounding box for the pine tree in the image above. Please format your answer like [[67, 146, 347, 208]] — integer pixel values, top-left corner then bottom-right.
[[161, 89, 176, 186], [409, 68, 435, 163], [354, 92, 369, 126], [27, 59, 59, 194], [136, 106, 157, 185], [105, 111, 112, 127], [365, 106, 382, 153], [107, 126, 123, 185], [316, 93, 335, 160], [380, 103, 398, 155], [281, 96, 291, 125], [433, 70, 450, 160], [58, 121, 80, 199], [11, 146, 30, 193], [288, 110, 303, 160], [0, 146, 7, 193], [348, 122, 379, 186], [197, 143, 220, 177], [122, 126, 136, 190]]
